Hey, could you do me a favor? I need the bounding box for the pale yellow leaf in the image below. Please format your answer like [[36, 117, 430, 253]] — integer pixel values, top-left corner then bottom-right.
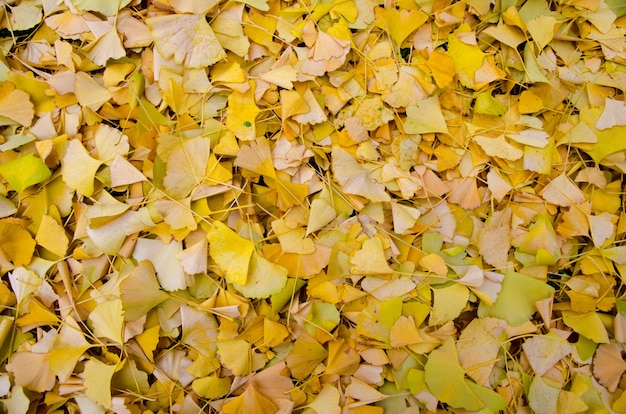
[[147, 14, 225, 68], [62, 139, 102, 197]]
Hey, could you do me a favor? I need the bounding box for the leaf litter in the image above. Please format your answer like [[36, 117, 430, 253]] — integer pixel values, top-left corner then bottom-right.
[[0, 0, 625, 412]]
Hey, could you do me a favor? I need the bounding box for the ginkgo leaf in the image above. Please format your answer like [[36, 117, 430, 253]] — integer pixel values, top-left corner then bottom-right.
[[0, 220, 36, 269], [207, 221, 255, 285], [88, 299, 124, 344], [120, 261, 170, 321], [69, 0, 132, 16], [83, 27, 126, 67], [110, 154, 147, 187], [307, 384, 341, 414], [222, 383, 277, 414], [169, 0, 219, 14], [404, 97, 449, 135], [62, 139, 102, 197], [225, 82, 261, 141], [0, 81, 34, 126], [592, 343, 626, 392], [562, 311, 610, 344], [596, 98, 626, 130], [286, 333, 328, 380], [75, 72, 112, 111], [146, 14, 226, 68], [350, 237, 394, 275], [163, 137, 211, 199], [84, 358, 117, 408], [5, 352, 55, 393], [35, 215, 69, 258], [474, 135, 523, 161], [482, 271, 554, 326], [132, 238, 187, 292], [0, 153, 51, 195], [430, 284, 469, 325], [192, 375, 232, 399], [332, 146, 390, 202], [424, 337, 505, 411], [457, 318, 507, 386], [540, 174, 586, 207], [232, 252, 288, 299], [49, 315, 91, 382], [386, 8, 428, 46], [522, 333, 572, 376]]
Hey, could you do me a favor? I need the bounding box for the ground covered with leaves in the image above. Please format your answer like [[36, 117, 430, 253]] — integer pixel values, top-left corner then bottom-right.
[[0, 0, 626, 412]]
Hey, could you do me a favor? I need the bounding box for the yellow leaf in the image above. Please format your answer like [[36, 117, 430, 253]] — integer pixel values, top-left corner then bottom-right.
[[446, 24, 485, 88], [0, 81, 34, 126], [68, 0, 132, 16], [222, 383, 277, 414], [35, 215, 68, 258], [120, 261, 170, 321], [82, 26, 126, 67], [61, 139, 102, 196], [596, 97, 626, 130], [430, 284, 470, 325], [74, 72, 112, 111], [88, 299, 124, 344], [404, 96, 449, 134], [386, 8, 428, 46], [332, 146, 390, 202], [426, 51, 455, 88], [232, 251, 288, 299], [419, 253, 448, 276], [110, 154, 147, 187], [389, 316, 423, 347], [350, 236, 394, 275], [207, 221, 255, 285], [473, 135, 523, 161], [169, 0, 219, 14], [49, 315, 91, 382], [84, 358, 117, 409], [0, 220, 36, 268], [325, 338, 360, 375], [146, 14, 225, 68], [225, 81, 261, 141]]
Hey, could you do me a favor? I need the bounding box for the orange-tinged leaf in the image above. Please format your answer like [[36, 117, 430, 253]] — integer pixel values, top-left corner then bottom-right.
[[0, 81, 34, 126], [0, 222, 36, 268], [426, 51, 455, 88], [592, 343, 626, 392]]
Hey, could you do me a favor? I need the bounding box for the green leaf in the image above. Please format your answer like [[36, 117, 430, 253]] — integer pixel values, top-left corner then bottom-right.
[[0, 153, 51, 194], [480, 271, 554, 326]]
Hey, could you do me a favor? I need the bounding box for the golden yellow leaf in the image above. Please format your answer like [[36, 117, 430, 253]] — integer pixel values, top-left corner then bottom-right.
[[0, 81, 34, 126], [35, 215, 68, 258], [207, 221, 255, 285]]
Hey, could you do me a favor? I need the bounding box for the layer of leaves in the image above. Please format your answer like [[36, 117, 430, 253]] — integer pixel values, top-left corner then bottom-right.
[[0, 0, 626, 412]]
